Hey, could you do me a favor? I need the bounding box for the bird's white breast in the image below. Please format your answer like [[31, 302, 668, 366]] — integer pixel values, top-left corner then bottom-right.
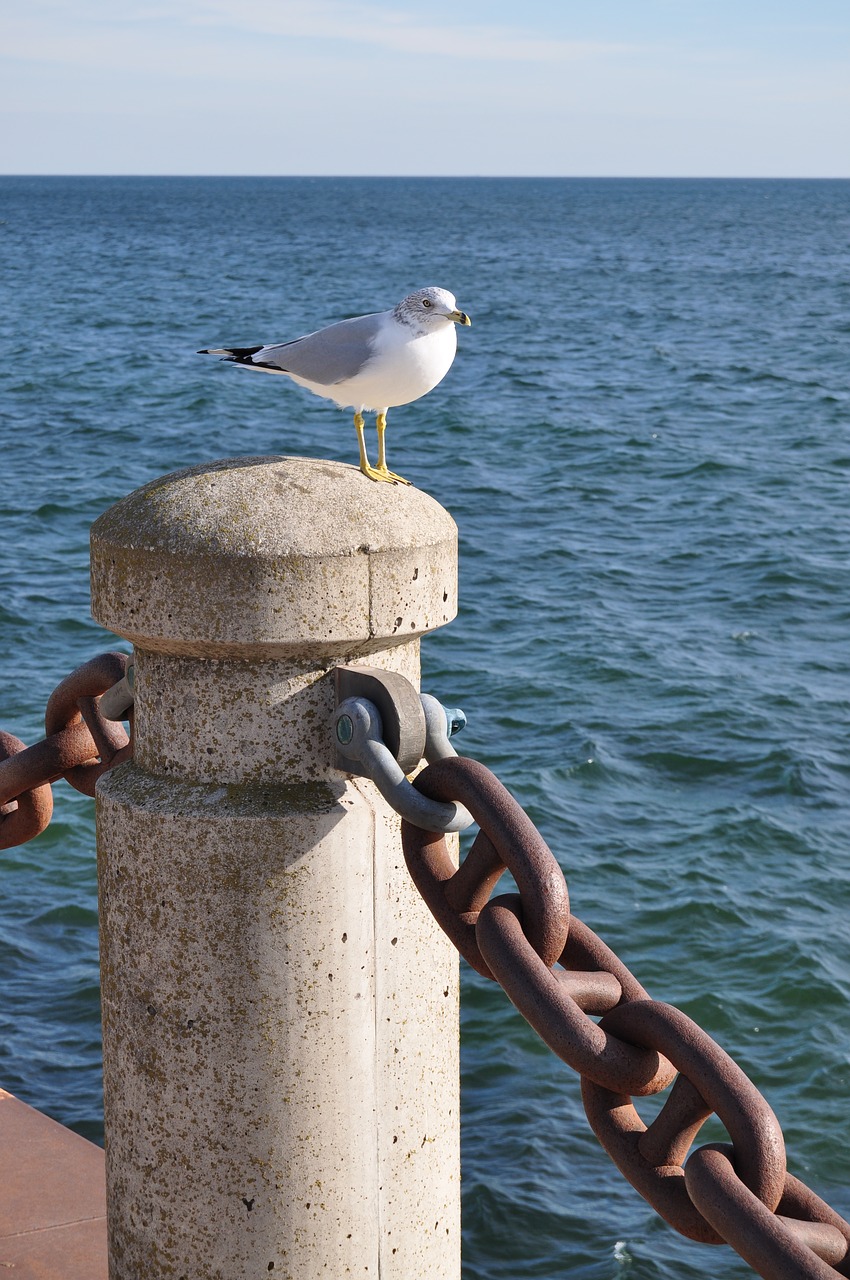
[[311, 319, 458, 412]]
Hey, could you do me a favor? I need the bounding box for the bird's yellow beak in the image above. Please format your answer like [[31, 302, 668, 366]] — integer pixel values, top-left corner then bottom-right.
[[450, 309, 471, 326]]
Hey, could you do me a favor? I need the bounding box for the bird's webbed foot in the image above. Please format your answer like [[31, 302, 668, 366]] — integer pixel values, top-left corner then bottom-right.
[[374, 465, 412, 485], [358, 462, 411, 485]]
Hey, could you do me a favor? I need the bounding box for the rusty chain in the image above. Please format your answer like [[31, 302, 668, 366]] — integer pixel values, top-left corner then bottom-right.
[[402, 754, 850, 1280], [0, 652, 133, 850]]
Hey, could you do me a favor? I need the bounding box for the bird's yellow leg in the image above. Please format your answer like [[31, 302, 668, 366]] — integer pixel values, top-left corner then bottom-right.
[[374, 412, 411, 485], [354, 412, 390, 483]]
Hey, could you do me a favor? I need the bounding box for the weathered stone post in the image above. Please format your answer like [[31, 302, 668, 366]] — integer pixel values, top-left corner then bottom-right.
[[89, 455, 460, 1280]]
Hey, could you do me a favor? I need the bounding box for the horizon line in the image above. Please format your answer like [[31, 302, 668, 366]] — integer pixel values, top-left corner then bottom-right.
[[2, 172, 849, 181]]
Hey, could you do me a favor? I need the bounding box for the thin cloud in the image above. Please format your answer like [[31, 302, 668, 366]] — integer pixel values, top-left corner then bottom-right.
[[182, 0, 635, 64]]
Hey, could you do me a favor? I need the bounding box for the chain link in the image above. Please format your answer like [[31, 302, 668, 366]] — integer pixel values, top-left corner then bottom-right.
[[0, 731, 55, 849], [0, 652, 133, 849], [403, 753, 850, 1280], [405, 755, 570, 978]]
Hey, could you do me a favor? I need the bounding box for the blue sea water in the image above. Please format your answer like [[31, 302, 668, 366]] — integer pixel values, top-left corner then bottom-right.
[[1, 175, 850, 1279]]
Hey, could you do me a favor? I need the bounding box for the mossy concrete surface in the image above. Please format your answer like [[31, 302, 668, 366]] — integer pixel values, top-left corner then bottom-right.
[[89, 455, 458, 658]]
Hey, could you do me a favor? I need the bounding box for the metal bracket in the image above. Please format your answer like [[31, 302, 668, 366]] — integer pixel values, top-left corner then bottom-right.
[[333, 665, 426, 776], [332, 665, 473, 833]]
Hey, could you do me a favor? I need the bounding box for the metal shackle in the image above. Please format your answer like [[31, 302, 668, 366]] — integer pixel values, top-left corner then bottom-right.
[[334, 695, 473, 834]]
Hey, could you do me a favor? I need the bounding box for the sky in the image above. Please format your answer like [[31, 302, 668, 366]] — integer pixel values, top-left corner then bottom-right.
[[2, 0, 849, 177]]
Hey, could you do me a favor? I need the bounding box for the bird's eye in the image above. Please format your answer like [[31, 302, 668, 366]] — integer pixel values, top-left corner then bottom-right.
[[422, 298, 432, 308]]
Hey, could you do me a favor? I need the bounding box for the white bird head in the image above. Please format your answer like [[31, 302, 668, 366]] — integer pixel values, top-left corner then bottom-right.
[[393, 287, 472, 333]]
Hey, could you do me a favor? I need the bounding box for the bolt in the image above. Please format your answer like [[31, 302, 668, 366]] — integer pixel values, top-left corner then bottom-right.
[[336, 714, 354, 745]]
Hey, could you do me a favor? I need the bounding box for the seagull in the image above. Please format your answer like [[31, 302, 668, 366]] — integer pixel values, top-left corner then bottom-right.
[[199, 286, 471, 485]]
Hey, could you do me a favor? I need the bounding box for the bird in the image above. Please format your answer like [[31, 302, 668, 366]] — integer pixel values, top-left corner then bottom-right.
[[198, 286, 471, 485]]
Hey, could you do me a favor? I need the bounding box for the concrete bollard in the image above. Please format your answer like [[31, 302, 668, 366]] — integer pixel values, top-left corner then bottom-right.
[[89, 455, 460, 1280]]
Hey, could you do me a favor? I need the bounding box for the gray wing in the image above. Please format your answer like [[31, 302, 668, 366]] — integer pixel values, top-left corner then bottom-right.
[[252, 311, 387, 385]]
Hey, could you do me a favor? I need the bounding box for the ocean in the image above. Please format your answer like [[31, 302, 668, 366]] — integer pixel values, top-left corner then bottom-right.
[[1, 175, 849, 1279]]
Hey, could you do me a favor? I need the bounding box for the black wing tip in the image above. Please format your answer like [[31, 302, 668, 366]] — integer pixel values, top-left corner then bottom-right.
[[197, 345, 265, 363]]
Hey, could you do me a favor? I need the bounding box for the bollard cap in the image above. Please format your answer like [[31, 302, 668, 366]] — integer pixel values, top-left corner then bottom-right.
[[90, 456, 458, 658]]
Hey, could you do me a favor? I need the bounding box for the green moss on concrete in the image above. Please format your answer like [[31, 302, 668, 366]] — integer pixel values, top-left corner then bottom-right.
[[98, 761, 339, 817]]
